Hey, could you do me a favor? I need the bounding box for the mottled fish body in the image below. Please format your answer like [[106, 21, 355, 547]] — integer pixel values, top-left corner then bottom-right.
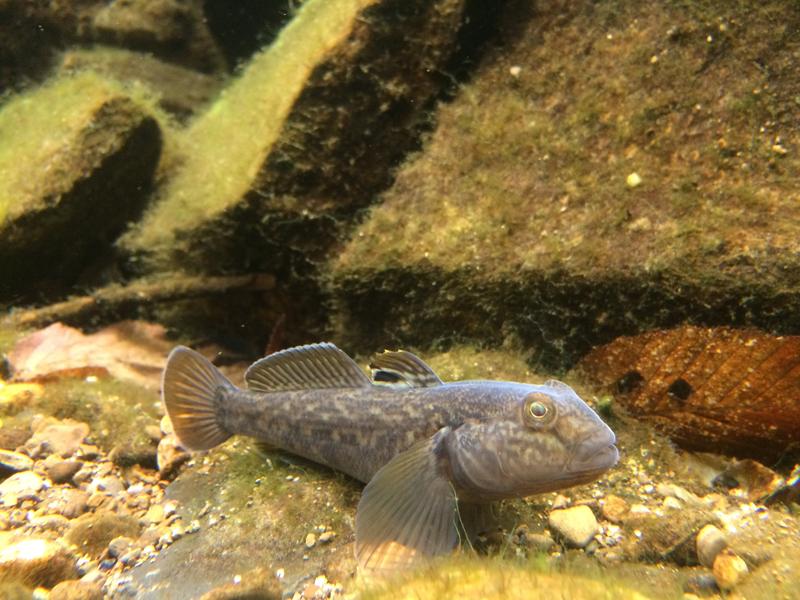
[[162, 343, 618, 572]]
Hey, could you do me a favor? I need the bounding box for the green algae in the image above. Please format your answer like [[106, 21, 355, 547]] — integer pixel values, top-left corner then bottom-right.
[[122, 0, 378, 258], [0, 72, 167, 224], [0, 377, 160, 456], [357, 554, 679, 600], [330, 0, 800, 368]]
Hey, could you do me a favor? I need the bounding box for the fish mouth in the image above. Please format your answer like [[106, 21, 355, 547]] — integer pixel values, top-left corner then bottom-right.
[[568, 432, 619, 473]]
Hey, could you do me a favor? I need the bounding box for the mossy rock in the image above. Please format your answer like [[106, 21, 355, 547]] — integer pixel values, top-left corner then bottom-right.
[[65, 513, 141, 559], [329, 0, 800, 369], [358, 556, 665, 600], [0, 72, 162, 302], [119, 0, 469, 283]]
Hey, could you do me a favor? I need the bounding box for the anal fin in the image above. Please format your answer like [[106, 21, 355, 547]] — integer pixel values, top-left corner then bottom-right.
[[355, 428, 459, 573]]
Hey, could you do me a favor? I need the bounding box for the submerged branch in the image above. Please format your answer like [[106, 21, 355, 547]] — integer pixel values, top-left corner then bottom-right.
[[5, 273, 277, 329]]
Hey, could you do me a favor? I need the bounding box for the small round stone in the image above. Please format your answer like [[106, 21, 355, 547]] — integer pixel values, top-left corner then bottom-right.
[[713, 551, 749, 591], [46, 460, 83, 485], [0, 449, 34, 474], [548, 505, 599, 548], [305, 533, 316, 548], [601, 494, 629, 523], [696, 524, 727, 569]]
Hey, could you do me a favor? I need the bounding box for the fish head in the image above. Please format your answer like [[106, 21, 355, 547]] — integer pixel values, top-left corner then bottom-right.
[[445, 380, 618, 501]]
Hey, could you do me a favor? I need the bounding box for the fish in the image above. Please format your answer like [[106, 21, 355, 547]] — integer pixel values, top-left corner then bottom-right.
[[161, 343, 618, 573]]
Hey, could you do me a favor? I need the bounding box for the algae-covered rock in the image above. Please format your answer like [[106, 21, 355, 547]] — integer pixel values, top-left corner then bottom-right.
[[60, 47, 224, 120], [330, 0, 800, 368], [0, 535, 78, 589], [358, 557, 658, 600], [0, 72, 161, 302], [91, 0, 226, 74], [121, 0, 470, 278]]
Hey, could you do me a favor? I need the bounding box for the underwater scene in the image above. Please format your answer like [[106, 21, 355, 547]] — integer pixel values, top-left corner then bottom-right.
[[1, 0, 799, 598]]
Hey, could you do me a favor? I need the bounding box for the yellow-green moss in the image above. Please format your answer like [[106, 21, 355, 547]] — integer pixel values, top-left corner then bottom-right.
[[358, 554, 677, 600], [0, 72, 170, 225], [0, 377, 159, 454], [334, 1, 800, 279], [124, 0, 378, 255]]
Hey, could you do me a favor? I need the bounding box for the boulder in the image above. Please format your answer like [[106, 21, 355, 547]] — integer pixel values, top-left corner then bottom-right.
[[0, 72, 161, 302], [329, 1, 800, 370]]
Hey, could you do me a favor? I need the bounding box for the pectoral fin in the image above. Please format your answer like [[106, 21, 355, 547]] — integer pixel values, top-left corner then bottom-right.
[[355, 428, 459, 573]]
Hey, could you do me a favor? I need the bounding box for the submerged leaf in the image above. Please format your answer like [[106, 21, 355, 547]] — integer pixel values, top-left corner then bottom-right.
[[577, 325, 800, 463], [7, 321, 172, 389]]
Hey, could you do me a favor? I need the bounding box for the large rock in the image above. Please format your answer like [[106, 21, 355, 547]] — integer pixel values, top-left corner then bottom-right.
[[0, 535, 78, 589], [0, 72, 161, 301], [329, 1, 800, 369], [118, 0, 476, 346], [91, 0, 226, 73]]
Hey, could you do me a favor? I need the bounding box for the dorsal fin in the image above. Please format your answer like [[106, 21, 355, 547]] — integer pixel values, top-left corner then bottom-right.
[[369, 350, 443, 388], [245, 343, 371, 392]]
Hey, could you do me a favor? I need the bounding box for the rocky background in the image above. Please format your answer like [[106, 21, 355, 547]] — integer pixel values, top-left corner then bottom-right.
[[1, 0, 799, 598]]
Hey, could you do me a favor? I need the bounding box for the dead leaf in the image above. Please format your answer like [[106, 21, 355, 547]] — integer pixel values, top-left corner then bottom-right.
[[7, 321, 173, 389], [577, 325, 800, 463]]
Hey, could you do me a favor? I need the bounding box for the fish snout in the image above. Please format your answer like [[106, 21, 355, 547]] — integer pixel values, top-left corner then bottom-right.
[[570, 429, 618, 472]]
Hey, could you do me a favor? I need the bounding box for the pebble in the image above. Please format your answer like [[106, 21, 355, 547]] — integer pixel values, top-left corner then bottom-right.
[[318, 531, 335, 544], [0, 471, 45, 506], [49, 580, 104, 600], [157, 435, 190, 479], [696, 524, 727, 568], [46, 488, 90, 519], [548, 505, 599, 548], [305, 532, 317, 548], [108, 536, 136, 559], [713, 550, 749, 591], [25, 418, 89, 458], [626, 172, 643, 188], [46, 460, 84, 485], [551, 494, 570, 510], [0, 449, 34, 474], [0, 537, 78, 588], [144, 504, 165, 524], [526, 532, 556, 553], [601, 494, 629, 523], [88, 475, 125, 497], [683, 574, 719, 596]]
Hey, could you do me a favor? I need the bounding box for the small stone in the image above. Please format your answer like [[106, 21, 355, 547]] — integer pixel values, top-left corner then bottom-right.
[[160, 415, 174, 436], [119, 549, 141, 566], [157, 434, 190, 480], [145, 425, 163, 443], [46, 489, 90, 520], [548, 505, 599, 548], [683, 574, 719, 596], [29, 514, 70, 533], [0, 449, 34, 474], [526, 533, 556, 553], [509, 65, 522, 78], [49, 579, 104, 600], [713, 551, 748, 591], [663, 496, 682, 510], [551, 494, 570, 510], [0, 537, 78, 588], [88, 475, 125, 497], [626, 172, 642, 188], [144, 504, 164, 524], [305, 533, 316, 548], [317, 531, 336, 544], [25, 418, 89, 458], [0, 471, 44, 506], [46, 460, 83, 485], [108, 536, 136, 559], [601, 494, 629, 523], [696, 524, 727, 568]]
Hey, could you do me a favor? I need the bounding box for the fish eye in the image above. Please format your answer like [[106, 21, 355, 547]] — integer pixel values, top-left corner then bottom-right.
[[524, 392, 556, 427], [529, 401, 548, 418]]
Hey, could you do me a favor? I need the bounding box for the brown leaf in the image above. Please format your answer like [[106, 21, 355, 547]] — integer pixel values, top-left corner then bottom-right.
[[7, 321, 173, 389], [577, 325, 800, 463]]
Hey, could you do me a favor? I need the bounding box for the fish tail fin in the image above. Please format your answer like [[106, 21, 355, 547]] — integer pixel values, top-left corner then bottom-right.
[[162, 346, 234, 451]]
